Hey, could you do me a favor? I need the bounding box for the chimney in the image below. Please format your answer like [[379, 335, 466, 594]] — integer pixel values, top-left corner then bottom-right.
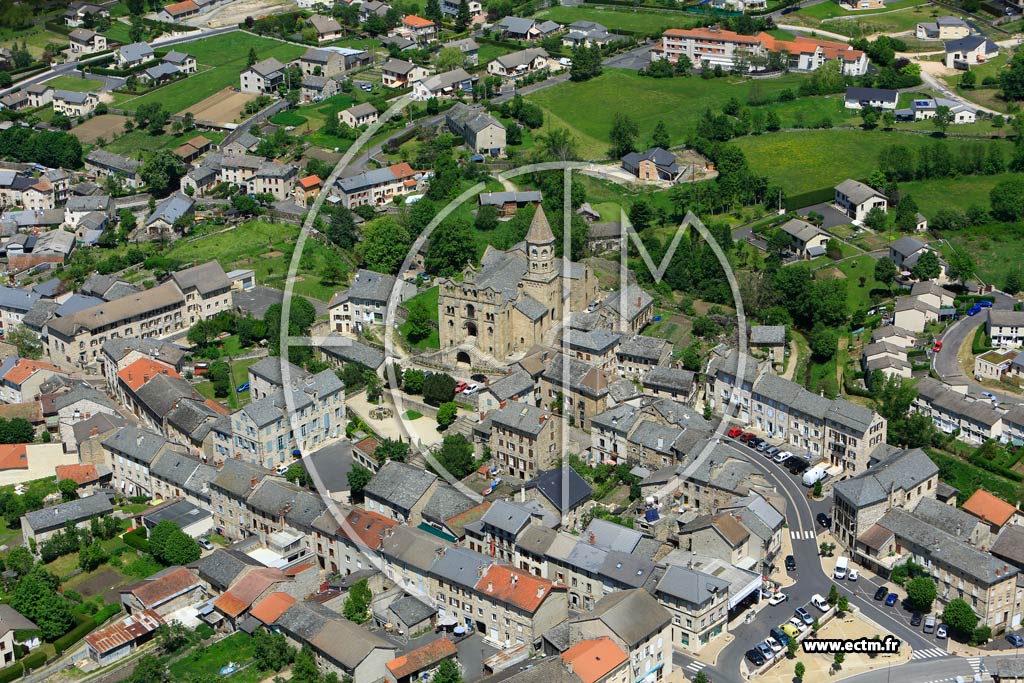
[[520, 485, 526, 503], [251, 476, 258, 489], [539, 414, 546, 425], [589, 531, 595, 545], [500, 400, 507, 409], [536, 586, 545, 598], [566, 662, 573, 674], [486, 581, 494, 593], [637, 296, 641, 307]]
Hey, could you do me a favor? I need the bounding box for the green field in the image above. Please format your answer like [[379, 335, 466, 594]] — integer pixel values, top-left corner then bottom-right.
[[269, 110, 308, 126], [0, 27, 69, 58], [44, 75, 101, 92], [528, 68, 813, 158], [733, 130, 1016, 195], [116, 33, 305, 113], [101, 20, 133, 45], [899, 172, 1016, 219], [102, 129, 226, 157], [399, 286, 439, 349], [820, 5, 942, 37], [169, 633, 263, 683], [938, 220, 1024, 286], [535, 6, 694, 35]]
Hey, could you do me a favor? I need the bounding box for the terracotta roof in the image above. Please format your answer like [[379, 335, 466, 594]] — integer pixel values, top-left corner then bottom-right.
[[298, 175, 322, 189], [56, 463, 99, 485], [119, 357, 180, 392], [0, 444, 28, 471], [386, 638, 457, 679], [124, 567, 201, 609], [214, 567, 288, 617], [389, 162, 417, 180], [85, 610, 163, 655], [338, 508, 399, 549], [962, 489, 1018, 527], [250, 591, 296, 624], [403, 14, 435, 27], [4, 359, 61, 387], [0, 402, 41, 423], [661, 27, 864, 63], [354, 435, 380, 458], [164, 0, 198, 15], [561, 637, 627, 683], [204, 398, 231, 415], [284, 562, 315, 576], [475, 565, 558, 613]]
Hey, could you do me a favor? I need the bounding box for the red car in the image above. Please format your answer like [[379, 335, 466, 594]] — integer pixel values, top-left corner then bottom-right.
[[727, 427, 743, 438], [455, 382, 468, 393], [739, 432, 756, 443], [933, 340, 943, 353]]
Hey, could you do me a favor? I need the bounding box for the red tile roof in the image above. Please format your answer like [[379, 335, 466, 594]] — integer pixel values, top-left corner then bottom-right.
[[298, 175, 322, 189], [963, 489, 1018, 527], [561, 637, 627, 683], [403, 14, 435, 27], [3, 359, 61, 387], [389, 162, 417, 180], [56, 463, 99, 485], [214, 567, 289, 618], [475, 565, 560, 613], [661, 27, 864, 63], [386, 638, 457, 679], [0, 444, 28, 471], [124, 567, 201, 609], [118, 358, 180, 392], [250, 592, 296, 624], [338, 509, 398, 549], [164, 0, 199, 16], [85, 610, 163, 655]]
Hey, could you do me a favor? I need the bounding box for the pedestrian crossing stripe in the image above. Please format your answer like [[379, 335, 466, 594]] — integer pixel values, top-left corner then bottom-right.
[[789, 530, 816, 540], [910, 648, 949, 660], [685, 662, 707, 672], [966, 657, 982, 672]]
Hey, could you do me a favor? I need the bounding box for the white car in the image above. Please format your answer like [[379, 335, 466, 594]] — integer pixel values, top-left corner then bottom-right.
[[765, 637, 783, 653], [768, 592, 788, 606], [773, 450, 793, 464], [275, 464, 289, 475], [811, 594, 829, 612], [847, 569, 859, 581], [462, 384, 480, 396], [789, 617, 808, 632], [559, 57, 572, 66]]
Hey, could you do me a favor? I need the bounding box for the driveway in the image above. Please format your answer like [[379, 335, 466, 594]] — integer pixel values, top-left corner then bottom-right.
[[796, 203, 853, 229], [602, 43, 653, 70]]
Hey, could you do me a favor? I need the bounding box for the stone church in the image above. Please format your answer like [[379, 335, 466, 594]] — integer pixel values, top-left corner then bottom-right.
[[438, 205, 598, 362]]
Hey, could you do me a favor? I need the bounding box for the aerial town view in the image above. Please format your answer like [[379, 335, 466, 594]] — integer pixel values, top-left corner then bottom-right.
[[1, 0, 1024, 682]]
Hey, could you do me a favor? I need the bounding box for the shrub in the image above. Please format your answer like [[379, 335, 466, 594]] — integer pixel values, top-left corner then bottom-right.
[[123, 527, 149, 553], [53, 616, 96, 656]]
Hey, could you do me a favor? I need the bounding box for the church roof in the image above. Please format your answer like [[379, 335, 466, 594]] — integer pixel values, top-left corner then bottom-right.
[[526, 205, 554, 244]]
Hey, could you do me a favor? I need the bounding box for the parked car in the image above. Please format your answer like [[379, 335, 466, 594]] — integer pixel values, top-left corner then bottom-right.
[[789, 617, 808, 632], [766, 446, 781, 457], [770, 627, 790, 646], [765, 637, 783, 653], [470, 373, 487, 383], [924, 615, 936, 634], [727, 427, 743, 438], [811, 594, 829, 612], [773, 450, 793, 464], [749, 437, 765, 449], [197, 537, 214, 550], [455, 381, 468, 393], [462, 384, 480, 395], [756, 440, 771, 452], [980, 299, 993, 308], [768, 592, 788, 606], [756, 641, 774, 660], [933, 341, 943, 353], [981, 391, 996, 400], [559, 57, 572, 66], [795, 607, 814, 626], [1007, 633, 1024, 648], [745, 649, 766, 667], [911, 613, 922, 627], [847, 569, 859, 581], [885, 593, 898, 607], [968, 305, 981, 316], [786, 459, 810, 476], [874, 585, 889, 601], [785, 555, 796, 571], [936, 624, 948, 639], [739, 432, 756, 443], [817, 513, 832, 528], [236, 381, 250, 393]]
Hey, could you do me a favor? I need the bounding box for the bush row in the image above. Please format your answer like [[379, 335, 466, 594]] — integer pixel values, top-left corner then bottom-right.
[[53, 615, 96, 657], [0, 649, 47, 683]]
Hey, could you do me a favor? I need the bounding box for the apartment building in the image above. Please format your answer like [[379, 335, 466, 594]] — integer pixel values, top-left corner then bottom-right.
[[570, 590, 673, 683], [240, 58, 287, 94], [311, 507, 398, 575], [988, 310, 1024, 348], [912, 377, 1005, 444], [446, 103, 507, 157], [328, 269, 415, 336], [465, 499, 538, 564], [334, 162, 422, 209], [85, 150, 143, 189], [45, 262, 231, 367], [52, 90, 100, 117], [208, 458, 272, 540], [654, 26, 868, 75], [707, 349, 887, 473], [654, 565, 729, 653], [539, 355, 610, 430], [246, 161, 297, 202], [363, 460, 438, 524], [483, 403, 561, 480], [103, 427, 185, 498]]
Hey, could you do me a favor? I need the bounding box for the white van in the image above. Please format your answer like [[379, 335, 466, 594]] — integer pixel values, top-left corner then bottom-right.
[[834, 557, 848, 580], [802, 465, 828, 487], [811, 594, 829, 612]]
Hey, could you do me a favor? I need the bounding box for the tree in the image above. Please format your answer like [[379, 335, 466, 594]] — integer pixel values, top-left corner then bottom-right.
[[894, 195, 920, 232], [932, 105, 952, 136], [810, 324, 838, 362], [942, 598, 978, 637], [424, 0, 442, 23], [425, 219, 474, 276], [827, 584, 839, 606], [343, 578, 372, 623], [990, 176, 1024, 221], [475, 204, 500, 232], [860, 107, 879, 130], [787, 639, 798, 658], [906, 576, 937, 613], [253, 627, 295, 671], [405, 300, 433, 344], [155, 621, 191, 654], [291, 647, 320, 683], [436, 402, 457, 430], [140, 150, 185, 198], [6, 325, 42, 359], [873, 374, 917, 421], [795, 661, 805, 681], [321, 258, 345, 286], [78, 541, 108, 571], [435, 47, 466, 72], [864, 205, 888, 232], [608, 113, 638, 159], [57, 478, 78, 502], [10, 567, 74, 640], [1005, 271, 1022, 296], [767, 229, 791, 255], [1000, 49, 1024, 101], [130, 655, 169, 683], [149, 521, 201, 566], [537, 126, 579, 161], [286, 464, 312, 487], [0, 418, 35, 444], [650, 120, 670, 150], [813, 480, 823, 499], [347, 463, 373, 501], [5, 547, 33, 576], [208, 360, 231, 398], [423, 372, 456, 406], [127, 0, 145, 14], [837, 594, 849, 614], [455, 0, 471, 31], [833, 653, 845, 670], [910, 250, 941, 280], [358, 218, 412, 273], [248, 47, 258, 66], [946, 250, 975, 285], [432, 659, 463, 683], [326, 207, 358, 249], [628, 197, 654, 231], [376, 438, 409, 463], [433, 433, 475, 478]]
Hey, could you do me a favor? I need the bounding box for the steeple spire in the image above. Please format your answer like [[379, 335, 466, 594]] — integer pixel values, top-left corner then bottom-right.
[[526, 205, 554, 245]]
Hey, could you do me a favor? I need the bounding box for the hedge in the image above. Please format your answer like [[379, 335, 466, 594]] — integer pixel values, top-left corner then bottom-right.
[[43, 20, 74, 36], [0, 649, 48, 683], [87, 53, 168, 77], [94, 604, 122, 624], [123, 527, 149, 553], [53, 615, 95, 656], [783, 185, 841, 212]]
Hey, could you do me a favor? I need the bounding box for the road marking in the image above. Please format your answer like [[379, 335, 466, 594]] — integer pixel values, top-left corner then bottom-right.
[[685, 662, 707, 673], [790, 530, 816, 540], [966, 657, 981, 672], [805, 530, 815, 539], [911, 648, 950, 660]]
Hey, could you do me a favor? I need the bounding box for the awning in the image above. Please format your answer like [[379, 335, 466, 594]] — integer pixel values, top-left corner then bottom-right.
[[417, 522, 456, 542], [438, 614, 459, 627]]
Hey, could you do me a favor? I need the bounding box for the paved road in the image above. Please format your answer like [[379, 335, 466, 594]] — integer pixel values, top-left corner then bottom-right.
[[686, 436, 960, 683], [932, 291, 1021, 404], [601, 42, 654, 70]]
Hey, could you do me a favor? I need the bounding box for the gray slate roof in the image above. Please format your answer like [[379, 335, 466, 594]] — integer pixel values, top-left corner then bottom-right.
[[525, 467, 592, 512], [363, 460, 436, 512], [833, 448, 938, 508], [24, 492, 112, 534], [579, 589, 671, 648], [481, 499, 534, 535], [656, 564, 729, 606]]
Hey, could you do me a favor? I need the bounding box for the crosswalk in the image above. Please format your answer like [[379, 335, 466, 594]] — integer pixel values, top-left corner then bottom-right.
[[910, 647, 950, 660], [685, 661, 708, 674], [790, 529, 816, 540], [965, 656, 982, 673]]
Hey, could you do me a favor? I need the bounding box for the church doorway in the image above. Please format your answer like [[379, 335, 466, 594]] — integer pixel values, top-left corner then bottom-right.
[[456, 351, 471, 365]]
